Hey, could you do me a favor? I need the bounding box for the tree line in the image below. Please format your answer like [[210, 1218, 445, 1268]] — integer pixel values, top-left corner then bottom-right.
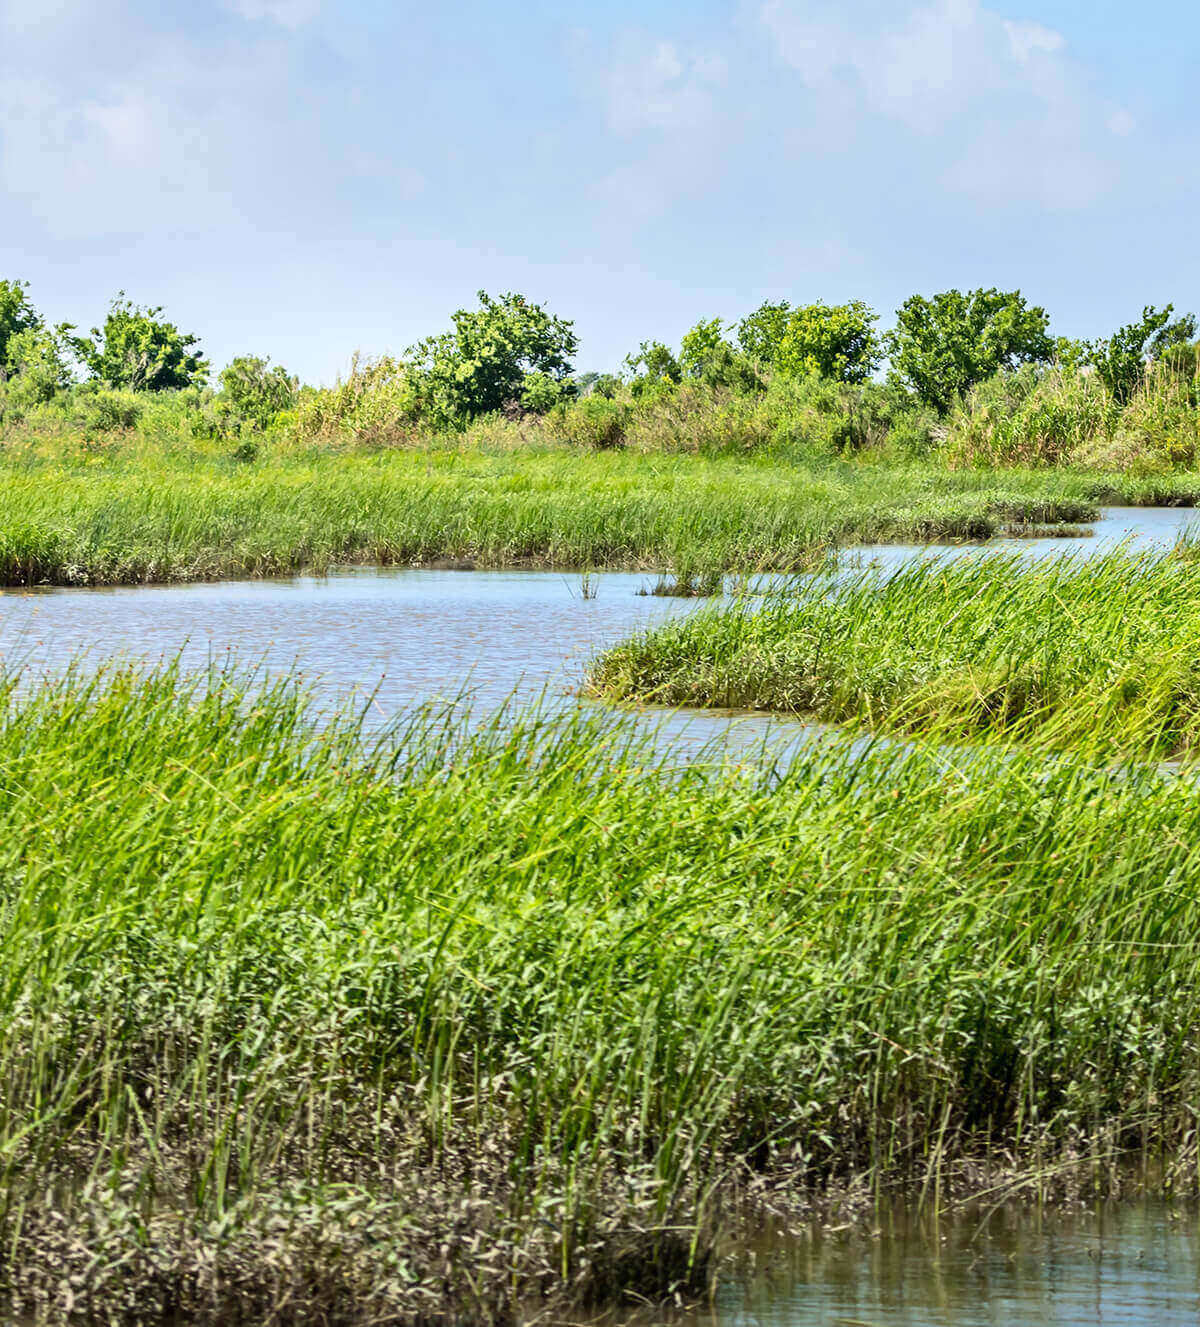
[[2, 277, 1195, 433]]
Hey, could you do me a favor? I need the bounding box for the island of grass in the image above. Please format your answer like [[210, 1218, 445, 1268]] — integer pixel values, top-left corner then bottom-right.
[[588, 547, 1200, 759], [5, 664, 1200, 1323]]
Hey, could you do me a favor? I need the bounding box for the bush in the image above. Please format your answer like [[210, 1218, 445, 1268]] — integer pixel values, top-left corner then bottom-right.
[[548, 395, 630, 449], [945, 368, 1114, 468], [218, 356, 299, 433], [885, 288, 1054, 414], [83, 389, 143, 432], [0, 327, 73, 421], [625, 340, 681, 396], [409, 291, 578, 425], [623, 382, 774, 454], [80, 295, 208, 392], [295, 354, 423, 447], [775, 300, 881, 384], [736, 300, 792, 364], [1088, 305, 1197, 404], [519, 370, 569, 414]]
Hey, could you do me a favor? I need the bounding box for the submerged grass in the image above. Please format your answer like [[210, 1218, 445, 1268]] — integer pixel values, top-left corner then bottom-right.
[[4, 663, 1200, 1320], [0, 438, 1157, 586], [589, 547, 1200, 758]]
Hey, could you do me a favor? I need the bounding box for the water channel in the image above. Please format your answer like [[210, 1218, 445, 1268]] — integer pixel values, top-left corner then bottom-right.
[[4, 504, 1200, 1322]]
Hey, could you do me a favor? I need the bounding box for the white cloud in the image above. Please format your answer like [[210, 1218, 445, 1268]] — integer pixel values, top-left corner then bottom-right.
[[606, 38, 726, 134], [759, 0, 1121, 208], [1003, 19, 1065, 64], [226, 0, 320, 29]]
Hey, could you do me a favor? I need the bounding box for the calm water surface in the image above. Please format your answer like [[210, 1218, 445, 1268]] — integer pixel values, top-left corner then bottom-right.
[[681, 1202, 1200, 1327]]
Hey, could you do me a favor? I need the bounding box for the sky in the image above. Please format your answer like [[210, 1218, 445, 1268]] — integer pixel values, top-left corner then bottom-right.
[[1, 0, 1197, 383]]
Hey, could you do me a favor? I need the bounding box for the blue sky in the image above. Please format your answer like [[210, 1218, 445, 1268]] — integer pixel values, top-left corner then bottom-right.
[[1, 0, 1196, 382]]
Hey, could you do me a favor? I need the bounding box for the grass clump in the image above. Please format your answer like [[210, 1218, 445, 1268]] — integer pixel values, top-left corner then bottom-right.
[[589, 548, 1200, 758], [5, 664, 1200, 1320]]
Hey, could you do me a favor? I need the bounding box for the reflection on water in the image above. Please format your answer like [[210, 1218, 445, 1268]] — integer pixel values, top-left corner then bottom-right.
[[685, 1202, 1200, 1327], [0, 507, 1198, 761]]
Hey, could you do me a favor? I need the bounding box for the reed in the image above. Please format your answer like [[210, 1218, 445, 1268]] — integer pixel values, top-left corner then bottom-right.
[[589, 546, 1200, 758], [4, 663, 1200, 1320], [0, 443, 1118, 587]]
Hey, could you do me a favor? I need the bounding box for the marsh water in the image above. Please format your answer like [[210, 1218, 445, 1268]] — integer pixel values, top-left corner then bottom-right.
[[679, 1201, 1200, 1326], [1, 506, 1197, 762], [4, 504, 1200, 1322]]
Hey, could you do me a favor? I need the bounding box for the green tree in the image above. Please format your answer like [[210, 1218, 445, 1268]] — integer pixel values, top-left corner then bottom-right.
[[624, 339, 681, 396], [885, 288, 1053, 414], [80, 295, 208, 392], [410, 291, 578, 424], [679, 318, 729, 377], [776, 301, 881, 383], [0, 278, 44, 373], [1088, 305, 1197, 403], [218, 355, 299, 430], [736, 300, 792, 364]]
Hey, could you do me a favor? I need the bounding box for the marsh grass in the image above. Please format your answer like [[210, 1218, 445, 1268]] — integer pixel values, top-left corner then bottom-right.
[[589, 547, 1200, 759], [5, 663, 1200, 1320], [0, 442, 1122, 587]]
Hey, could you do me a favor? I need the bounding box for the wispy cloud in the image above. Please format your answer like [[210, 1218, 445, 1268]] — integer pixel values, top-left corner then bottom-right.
[[225, 0, 320, 29], [759, 0, 1129, 208]]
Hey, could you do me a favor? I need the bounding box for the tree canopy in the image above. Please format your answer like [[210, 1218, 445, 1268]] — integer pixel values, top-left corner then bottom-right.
[[885, 288, 1053, 413]]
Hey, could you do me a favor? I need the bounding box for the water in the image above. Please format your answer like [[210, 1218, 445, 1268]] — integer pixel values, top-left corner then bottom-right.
[[681, 1202, 1200, 1326], [0, 507, 1198, 761]]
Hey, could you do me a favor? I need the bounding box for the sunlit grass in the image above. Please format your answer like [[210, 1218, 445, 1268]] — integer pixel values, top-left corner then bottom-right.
[[5, 662, 1200, 1318], [0, 441, 1119, 586], [589, 546, 1200, 758]]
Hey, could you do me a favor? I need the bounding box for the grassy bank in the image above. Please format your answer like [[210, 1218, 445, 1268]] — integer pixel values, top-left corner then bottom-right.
[[0, 436, 1174, 587], [4, 664, 1200, 1322], [589, 548, 1200, 758]]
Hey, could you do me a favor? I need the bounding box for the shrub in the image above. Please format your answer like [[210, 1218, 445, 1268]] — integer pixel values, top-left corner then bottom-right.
[[885, 288, 1054, 414], [519, 369, 569, 414], [625, 340, 681, 396], [80, 295, 208, 392], [0, 327, 73, 421], [549, 394, 630, 449], [945, 368, 1114, 468], [409, 291, 578, 425], [83, 389, 143, 432], [775, 300, 882, 384], [1087, 305, 1197, 404], [736, 300, 792, 364], [218, 355, 299, 432], [0, 278, 45, 371], [623, 382, 774, 454], [295, 354, 423, 447]]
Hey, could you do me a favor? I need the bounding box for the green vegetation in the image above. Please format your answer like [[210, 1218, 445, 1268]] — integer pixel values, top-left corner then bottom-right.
[[6, 663, 1200, 1322], [884, 288, 1054, 414], [77, 293, 209, 392], [0, 440, 1120, 586], [589, 548, 1200, 758]]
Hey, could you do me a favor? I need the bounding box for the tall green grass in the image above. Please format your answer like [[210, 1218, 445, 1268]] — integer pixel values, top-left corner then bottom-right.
[[5, 663, 1200, 1320], [0, 443, 1120, 586], [589, 547, 1200, 758]]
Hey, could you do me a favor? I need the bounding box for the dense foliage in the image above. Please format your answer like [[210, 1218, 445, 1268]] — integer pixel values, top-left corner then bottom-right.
[[80, 294, 209, 391], [885, 288, 1054, 413], [408, 289, 578, 424], [7, 663, 1200, 1321]]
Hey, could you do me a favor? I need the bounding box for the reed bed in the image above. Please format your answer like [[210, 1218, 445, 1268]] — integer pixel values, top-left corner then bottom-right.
[[3, 663, 1200, 1321], [0, 444, 1113, 586], [589, 547, 1200, 758]]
